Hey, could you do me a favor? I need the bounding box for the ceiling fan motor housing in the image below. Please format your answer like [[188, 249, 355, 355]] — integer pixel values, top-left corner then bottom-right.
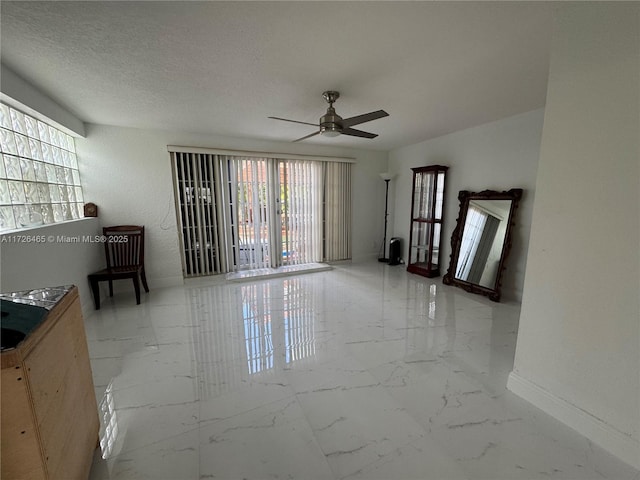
[[320, 107, 343, 137]]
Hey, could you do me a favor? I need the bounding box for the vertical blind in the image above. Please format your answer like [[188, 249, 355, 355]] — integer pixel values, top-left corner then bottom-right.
[[281, 159, 323, 265], [324, 161, 352, 261], [172, 152, 233, 276], [170, 150, 352, 277]]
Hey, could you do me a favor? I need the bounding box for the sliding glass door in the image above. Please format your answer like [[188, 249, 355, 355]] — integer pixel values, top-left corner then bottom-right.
[[231, 157, 280, 270], [171, 152, 343, 277], [280, 160, 323, 267], [229, 157, 323, 270]]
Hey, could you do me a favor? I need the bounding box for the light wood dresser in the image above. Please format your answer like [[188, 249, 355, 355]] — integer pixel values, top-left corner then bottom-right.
[[1, 285, 99, 479]]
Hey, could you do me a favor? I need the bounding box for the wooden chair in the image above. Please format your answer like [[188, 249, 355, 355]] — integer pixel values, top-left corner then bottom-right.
[[88, 225, 149, 310]]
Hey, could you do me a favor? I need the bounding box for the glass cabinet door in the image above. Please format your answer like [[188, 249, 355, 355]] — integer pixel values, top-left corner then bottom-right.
[[409, 221, 432, 265], [407, 165, 448, 278]]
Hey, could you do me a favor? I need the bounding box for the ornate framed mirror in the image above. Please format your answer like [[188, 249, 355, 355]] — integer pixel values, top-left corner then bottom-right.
[[443, 188, 523, 302]]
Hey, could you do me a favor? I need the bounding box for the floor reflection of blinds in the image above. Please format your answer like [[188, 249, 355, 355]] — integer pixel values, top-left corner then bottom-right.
[[284, 278, 316, 363], [242, 283, 274, 374], [189, 285, 245, 399]]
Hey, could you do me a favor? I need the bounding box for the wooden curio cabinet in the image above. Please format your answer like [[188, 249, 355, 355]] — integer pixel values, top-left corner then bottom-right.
[[407, 165, 448, 278]]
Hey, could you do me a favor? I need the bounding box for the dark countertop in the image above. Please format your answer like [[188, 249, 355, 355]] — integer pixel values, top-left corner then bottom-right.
[[0, 285, 74, 352]]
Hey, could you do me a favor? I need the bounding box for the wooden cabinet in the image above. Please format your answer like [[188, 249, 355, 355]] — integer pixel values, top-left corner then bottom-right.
[[407, 165, 448, 278], [1, 286, 99, 480]]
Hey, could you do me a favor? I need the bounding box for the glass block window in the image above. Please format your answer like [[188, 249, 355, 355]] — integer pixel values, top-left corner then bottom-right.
[[0, 102, 83, 232]]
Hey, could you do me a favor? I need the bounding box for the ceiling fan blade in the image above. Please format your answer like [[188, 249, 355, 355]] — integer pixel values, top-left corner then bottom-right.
[[293, 131, 321, 143], [268, 116, 318, 127], [342, 110, 389, 128], [341, 127, 377, 139]]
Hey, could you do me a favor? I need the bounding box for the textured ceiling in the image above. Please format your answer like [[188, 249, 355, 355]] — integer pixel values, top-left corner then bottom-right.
[[0, 1, 553, 151]]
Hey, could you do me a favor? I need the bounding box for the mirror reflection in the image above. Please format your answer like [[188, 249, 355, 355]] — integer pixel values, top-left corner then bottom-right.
[[455, 199, 512, 288], [443, 189, 522, 302]]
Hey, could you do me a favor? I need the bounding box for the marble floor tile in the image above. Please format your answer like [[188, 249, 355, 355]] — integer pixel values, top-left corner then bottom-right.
[[89, 428, 200, 480], [87, 261, 639, 480], [199, 397, 334, 479]]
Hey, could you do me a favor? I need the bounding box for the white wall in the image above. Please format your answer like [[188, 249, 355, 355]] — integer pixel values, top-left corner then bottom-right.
[[509, 4, 639, 469], [0, 68, 101, 313], [75, 125, 388, 285], [388, 109, 544, 301], [0, 218, 104, 313]]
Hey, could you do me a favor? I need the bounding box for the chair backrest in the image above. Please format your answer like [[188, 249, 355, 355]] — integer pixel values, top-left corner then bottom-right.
[[103, 225, 145, 269]]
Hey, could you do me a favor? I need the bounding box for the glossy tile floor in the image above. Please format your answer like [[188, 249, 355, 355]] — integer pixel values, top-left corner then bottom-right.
[[86, 261, 639, 480]]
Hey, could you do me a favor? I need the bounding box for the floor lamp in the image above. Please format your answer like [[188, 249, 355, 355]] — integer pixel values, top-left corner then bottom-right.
[[378, 172, 394, 262]]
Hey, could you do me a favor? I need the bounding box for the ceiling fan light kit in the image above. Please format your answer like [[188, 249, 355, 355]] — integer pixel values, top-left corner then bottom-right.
[[269, 91, 389, 142]]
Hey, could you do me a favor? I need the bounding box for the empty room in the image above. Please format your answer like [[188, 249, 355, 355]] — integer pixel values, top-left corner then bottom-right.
[[0, 2, 638, 479]]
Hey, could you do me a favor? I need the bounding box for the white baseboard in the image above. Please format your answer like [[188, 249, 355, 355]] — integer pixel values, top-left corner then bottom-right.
[[106, 275, 184, 293], [350, 253, 377, 262], [507, 371, 640, 470], [150, 275, 184, 288]]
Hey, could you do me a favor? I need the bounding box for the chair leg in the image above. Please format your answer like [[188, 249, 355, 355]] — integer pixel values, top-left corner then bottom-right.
[[132, 276, 141, 305], [108, 280, 114, 297], [89, 278, 101, 310], [141, 268, 149, 293]]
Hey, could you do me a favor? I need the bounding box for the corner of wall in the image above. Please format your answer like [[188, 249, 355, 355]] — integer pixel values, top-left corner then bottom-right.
[[1, 63, 85, 137], [507, 371, 640, 470]]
